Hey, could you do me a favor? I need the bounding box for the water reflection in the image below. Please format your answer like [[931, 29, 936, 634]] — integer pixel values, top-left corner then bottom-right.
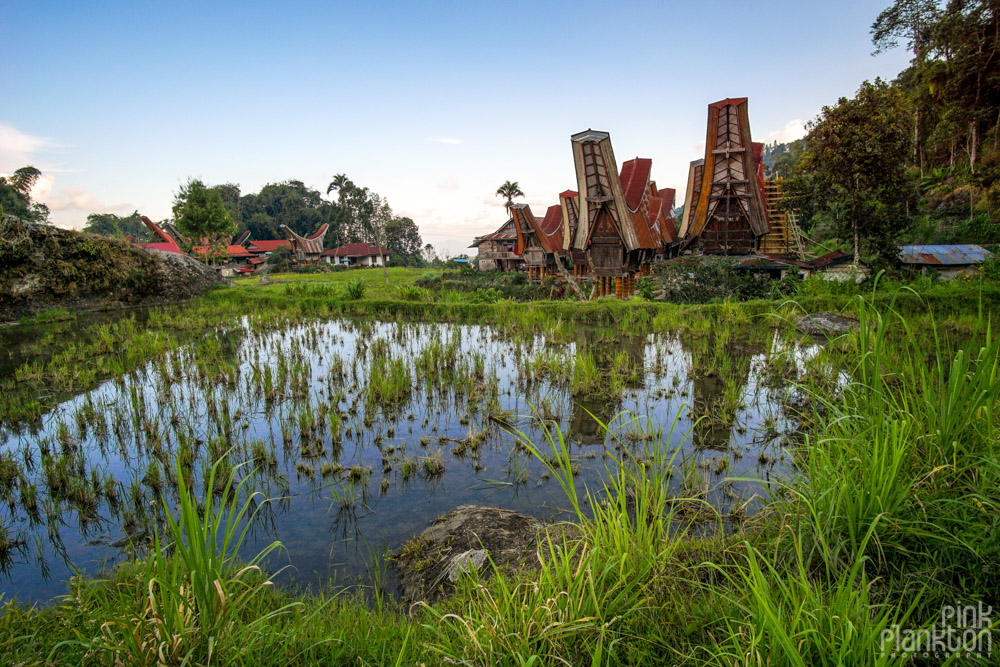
[[0, 315, 816, 603]]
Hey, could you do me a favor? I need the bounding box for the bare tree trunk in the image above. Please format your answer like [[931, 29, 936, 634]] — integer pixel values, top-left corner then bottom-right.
[[971, 121, 978, 174], [851, 185, 860, 266], [554, 259, 587, 300], [380, 252, 388, 286]]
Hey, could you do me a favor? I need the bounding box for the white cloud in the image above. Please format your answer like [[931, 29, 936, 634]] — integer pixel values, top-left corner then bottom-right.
[[764, 119, 806, 144], [428, 136, 462, 145], [1, 122, 132, 229], [436, 176, 459, 190], [0, 123, 59, 170]]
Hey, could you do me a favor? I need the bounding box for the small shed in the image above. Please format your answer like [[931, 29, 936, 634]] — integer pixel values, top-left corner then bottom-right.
[[898, 245, 993, 280]]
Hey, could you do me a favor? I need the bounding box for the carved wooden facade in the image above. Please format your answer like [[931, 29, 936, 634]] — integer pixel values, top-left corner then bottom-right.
[[510, 203, 565, 280], [681, 98, 769, 255], [281, 223, 329, 264], [471, 218, 522, 272], [569, 130, 677, 288]]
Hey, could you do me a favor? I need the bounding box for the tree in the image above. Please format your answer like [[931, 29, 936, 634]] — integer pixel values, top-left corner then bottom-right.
[[365, 195, 392, 285], [422, 243, 439, 264], [172, 179, 236, 261], [788, 79, 917, 265], [0, 166, 49, 223], [383, 215, 423, 263], [495, 180, 524, 216], [83, 211, 151, 240], [239, 180, 334, 241], [213, 183, 242, 227]]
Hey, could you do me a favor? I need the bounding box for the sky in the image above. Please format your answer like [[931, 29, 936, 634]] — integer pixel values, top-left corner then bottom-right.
[[1, 1, 911, 257]]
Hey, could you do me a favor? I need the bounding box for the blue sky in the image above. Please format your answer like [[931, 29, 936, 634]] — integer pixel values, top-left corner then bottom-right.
[[1, 1, 911, 255]]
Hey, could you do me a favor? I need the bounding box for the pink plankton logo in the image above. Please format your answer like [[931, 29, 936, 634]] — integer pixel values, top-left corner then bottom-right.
[[881, 602, 994, 660]]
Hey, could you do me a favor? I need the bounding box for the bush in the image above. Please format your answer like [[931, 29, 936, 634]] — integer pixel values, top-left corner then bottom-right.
[[396, 285, 429, 301], [980, 255, 1000, 280], [415, 272, 442, 288], [344, 278, 366, 300], [468, 288, 504, 304], [636, 277, 655, 300], [655, 259, 770, 304]]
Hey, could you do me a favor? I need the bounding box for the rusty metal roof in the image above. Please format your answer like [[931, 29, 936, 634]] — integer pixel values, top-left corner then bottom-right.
[[898, 245, 993, 266]]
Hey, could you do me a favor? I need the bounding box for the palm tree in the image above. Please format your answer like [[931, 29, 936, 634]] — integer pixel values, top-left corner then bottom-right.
[[327, 173, 349, 198], [495, 180, 525, 216], [1, 166, 42, 196], [327, 173, 351, 247]]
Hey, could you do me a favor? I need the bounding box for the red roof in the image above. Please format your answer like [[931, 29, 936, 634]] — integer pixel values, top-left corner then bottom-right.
[[135, 215, 183, 253], [192, 244, 253, 258], [709, 97, 749, 110], [619, 158, 653, 211], [322, 243, 392, 257], [246, 239, 290, 252], [248, 256, 265, 265]]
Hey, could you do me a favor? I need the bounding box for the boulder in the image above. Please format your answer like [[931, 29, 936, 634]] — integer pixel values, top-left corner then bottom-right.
[[0, 217, 229, 321], [391, 506, 549, 603], [796, 312, 860, 337]]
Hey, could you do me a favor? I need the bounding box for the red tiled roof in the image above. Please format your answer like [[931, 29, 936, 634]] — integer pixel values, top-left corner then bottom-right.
[[321, 243, 392, 257], [248, 257, 265, 264], [619, 158, 652, 212], [246, 239, 290, 252], [558, 189, 578, 200]]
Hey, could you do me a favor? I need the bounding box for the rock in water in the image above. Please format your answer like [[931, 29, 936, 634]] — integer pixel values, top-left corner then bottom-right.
[[392, 505, 549, 603], [445, 549, 489, 582], [796, 312, 860, 337], [0, 217, 229, 321]]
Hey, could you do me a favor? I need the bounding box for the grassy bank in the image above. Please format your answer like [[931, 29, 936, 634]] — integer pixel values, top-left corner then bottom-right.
[[1, 270, 998, 664]]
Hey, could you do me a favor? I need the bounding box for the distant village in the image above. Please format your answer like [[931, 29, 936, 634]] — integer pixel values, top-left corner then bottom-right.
[[125, 97, 993, 287], [469, 98, 993, 294], [132, 217, 392, 277]]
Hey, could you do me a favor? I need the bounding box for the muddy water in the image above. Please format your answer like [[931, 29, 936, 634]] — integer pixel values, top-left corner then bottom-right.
[[0, 316, 816, 604]]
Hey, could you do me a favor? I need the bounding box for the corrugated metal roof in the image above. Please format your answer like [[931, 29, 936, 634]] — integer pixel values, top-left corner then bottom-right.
[[898, 245, 993, 266]]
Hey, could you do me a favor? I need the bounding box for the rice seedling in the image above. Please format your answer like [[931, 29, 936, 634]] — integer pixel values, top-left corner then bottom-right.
[[86, 455, 289, 665], [420, 451, 445, 478]]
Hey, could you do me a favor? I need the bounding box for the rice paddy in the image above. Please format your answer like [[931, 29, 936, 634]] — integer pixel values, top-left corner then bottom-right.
[[3, 269, 998, 664], [0, 294, 811, 604]]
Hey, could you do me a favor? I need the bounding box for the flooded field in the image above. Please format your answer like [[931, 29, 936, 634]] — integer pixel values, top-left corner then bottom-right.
[[0, 313, 823, 604]]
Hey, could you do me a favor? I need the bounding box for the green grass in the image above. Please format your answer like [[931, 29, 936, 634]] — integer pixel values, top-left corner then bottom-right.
[[2, 271, 1000, 664]]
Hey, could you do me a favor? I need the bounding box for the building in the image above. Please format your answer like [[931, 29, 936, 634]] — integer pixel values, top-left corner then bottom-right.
[[322, 243, 392, 267], [190, 243, 255, 276], [736, 250, 863, 281], [680, 98, 770, 255], [471, 218, 522, 272], [281, 224, 329, 265], [568, 130, 676, 295], [898, 244, 994, 279], [133, 216, 183, 253], [510, 203, 565, 281]]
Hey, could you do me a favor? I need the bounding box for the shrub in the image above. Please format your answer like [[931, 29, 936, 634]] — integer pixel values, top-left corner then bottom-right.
[[468, 288, 504, 304], [980, 254, 1000, 280], [396, 285, 429, 301], [636, 277, 655, 300], [344, 278, 366, 300]]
